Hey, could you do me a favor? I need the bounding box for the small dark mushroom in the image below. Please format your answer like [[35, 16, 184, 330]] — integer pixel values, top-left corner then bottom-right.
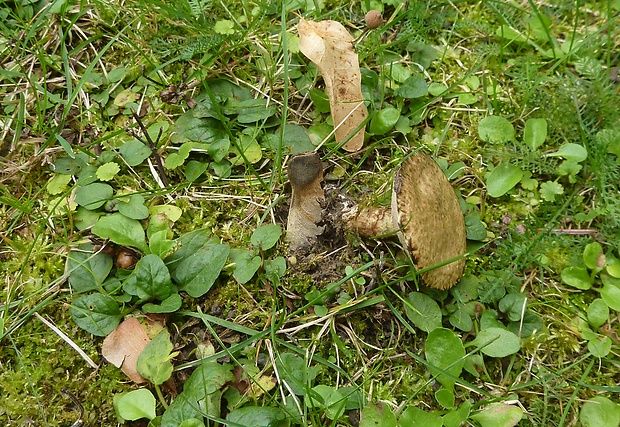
[[286, 152, 325, 251]]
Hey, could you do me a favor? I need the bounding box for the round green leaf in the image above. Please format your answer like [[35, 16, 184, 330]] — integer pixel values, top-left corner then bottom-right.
[[599, 274, 620, 310], [369, 107, 401, 135], [70, 293, 121, 336], [404, 292, 442, 333], [123, 254, 174, 301], [395, 76, 428, 99], [114, 389, 156, 421], [67, 243, 113, 294], [251, 224, 282, 251], [486, 163, 524, 197], [226, 406, 289, 427], [587, 298, 609, 328], [424, 328, 466, 390], [119, 139, 152, 166], [583, 242, 604, 271], [74, 183, 114, 210], [117, 194, 149, 220], [523, 118, 547, 150], [588, 335, 611, 357], [580, 396, 620, 427], [47, 173, 72, 195], [143, 293, 183, 314], [478, 116, 515, 144], [546, 143, 588, 162], [359, 402, 397, 427], [229, 249, 262, 284], [137, 329, 175, 385], [561, 266, 592, 290], [471, 327, 520, 358], [398, 406, 443, 427], [92, 213, 148, 253], [470, 403, 523, 427]]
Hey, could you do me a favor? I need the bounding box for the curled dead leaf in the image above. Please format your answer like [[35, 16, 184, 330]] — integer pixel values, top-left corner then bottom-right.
[[102, 317, 150, 383], [298, 18, 368, 152]]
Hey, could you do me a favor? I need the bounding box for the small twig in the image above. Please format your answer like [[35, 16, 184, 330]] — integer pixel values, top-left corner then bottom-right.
[[34, 312, 98, 370], [537, 228, 598, 235], [129, 110, 169, 186], [61, 388, 85, 427]]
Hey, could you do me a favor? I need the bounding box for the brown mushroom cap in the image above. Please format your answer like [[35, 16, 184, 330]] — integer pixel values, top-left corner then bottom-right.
[[392, 152, 466, 290]]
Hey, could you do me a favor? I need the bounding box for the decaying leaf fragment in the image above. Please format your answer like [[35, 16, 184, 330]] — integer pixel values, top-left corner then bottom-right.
[[298, 18, 368, 152], [102, 317, 150, 383], [286, 152, 325, 251]]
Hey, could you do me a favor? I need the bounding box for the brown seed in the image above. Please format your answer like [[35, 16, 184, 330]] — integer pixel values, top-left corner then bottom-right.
[[365, 10, 383, 30]]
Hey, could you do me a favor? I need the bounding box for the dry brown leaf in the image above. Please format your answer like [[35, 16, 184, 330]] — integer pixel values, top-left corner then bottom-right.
[[102, 317, 150, 383], [286, 152, 325, 251], [298, 18, 367, 152]]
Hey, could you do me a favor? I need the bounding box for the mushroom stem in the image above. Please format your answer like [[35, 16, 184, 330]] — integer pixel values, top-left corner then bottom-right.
[[343, 205, 394, 237]]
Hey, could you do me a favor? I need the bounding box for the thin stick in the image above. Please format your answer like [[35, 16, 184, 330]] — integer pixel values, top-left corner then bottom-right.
[[34, 312, 98, 370]]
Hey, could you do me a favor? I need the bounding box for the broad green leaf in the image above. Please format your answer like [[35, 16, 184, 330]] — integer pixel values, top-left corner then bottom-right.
[[276, 353, 321, 396], [424, 328, 466, 390], [123, 254, 174, 301], [465, 212, 487, 241], [449, 303, 473, 332], [588, 335, 611, 357], [229, 249, 261, 284], [307, 385, 346, 420], [580, 396, 620, 427], [92, 213, 148, 253], [52, 153, 90, 174], [74, 207, 103, 230], [281, 123, 315, 154], [470, 327, 520, 357], [67, 243, 113, 293], [561, 266, 592, 290], [587, 299, 609, 328], [499, 293, 528, 322], [234, 99, 276, 123], [470, 403, 523, 427], [435, 387, 455, 408], [117, 194, 149, 220], [359, 402, 397, 427], [443, 401, 472, 427], [171, 114, 226, 145], [143, 292, 182, 314], [398, 406, 442, 427], [369, 107, 401, 135], [606, 253, 620, 278], [428, 82, 448, 97], [546, 143, 588, 162], [523, 118, 547, 150], [137, 329, 175, 385], [395, 76, 428, 99], [161, 362, 235, 427], [251, 224, 282, 251], [309, 89, 331, 113], [149, 230, 177, 259], [486, 163, 523, 197], [264, 256, 287, 283], [185, 160, 209, 182], [96, 162, 120, 181], [226, 407, 289, 427], [74, 183, 114, 210], [507, 310, 543, 338], [114, 389, 156, 421], [600, 274, 620, 311], [478, 116, 515, 144], [234, 134, 262, 165], [583, 242, 604, 271], [70, 293, 121, 336], [166, 229, 229, 298], [119, 139, 152, 166], [404, 292, 442, 333]]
